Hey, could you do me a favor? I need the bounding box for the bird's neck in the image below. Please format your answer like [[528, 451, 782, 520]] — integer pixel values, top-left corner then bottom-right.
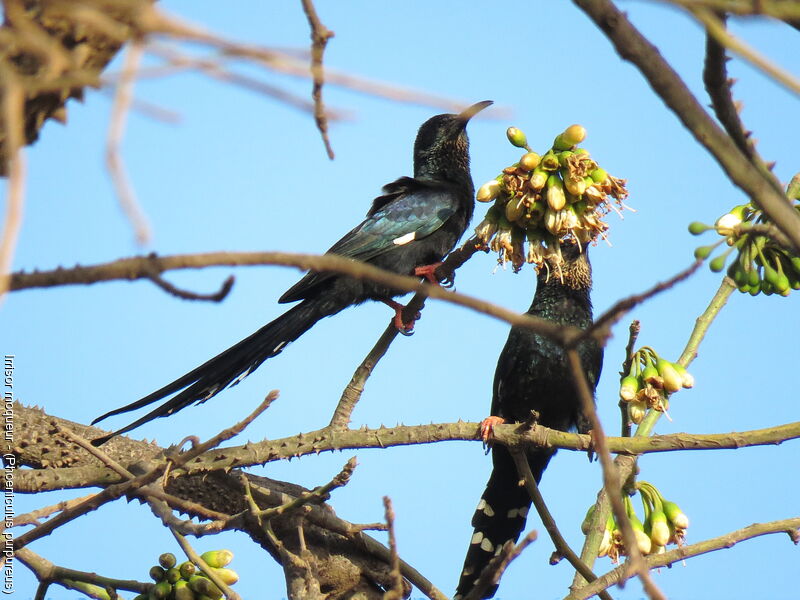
[[530, 252, 594, 325]]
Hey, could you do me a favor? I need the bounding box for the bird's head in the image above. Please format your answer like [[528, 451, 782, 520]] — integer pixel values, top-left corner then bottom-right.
[[413, 100, 492, 182]]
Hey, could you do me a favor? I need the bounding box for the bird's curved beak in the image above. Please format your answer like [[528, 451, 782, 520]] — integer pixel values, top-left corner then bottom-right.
[[457, 100, 493, 122]]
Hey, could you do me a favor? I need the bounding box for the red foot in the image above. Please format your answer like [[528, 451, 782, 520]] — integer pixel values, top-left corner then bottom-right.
[[414, 262, 443, 284], [480, 416, 506, 445], [381, 299, 417, 336]]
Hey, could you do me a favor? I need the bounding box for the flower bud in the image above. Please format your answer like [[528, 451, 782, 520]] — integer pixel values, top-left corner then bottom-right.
[[709, 253, 728, 272], [529, 167, 548, 190], [166, 568, 181, 584], [189, 575, 223, 600], [693, 245, 714, 260], [648, 510, 670, 546], [477, 179, 502, 203], [628, 399, 647, 424], [540, 152, 560, 171], [179, 561, 196, 579], [506, 127, 528, 148], [211, 567, 240, 586], [505, 197, 526, 223], [619, 375, 640, 401], [688, 221, 711, 235], [159, 553, 177, 570], [553, 124, 587, 150], [150, 566, 166, 582], [173, 580, 195, 600], [153, 581, 173, 600], [656, 359, 682, 393], [630, 514, 652, 555], [671, 363, 694, 388], [519, 152, 541, 171], [715, 212, 743, 235], [200, 550, 234, 569], [546, 175, 566, 211], [662, 500, 690, 530]]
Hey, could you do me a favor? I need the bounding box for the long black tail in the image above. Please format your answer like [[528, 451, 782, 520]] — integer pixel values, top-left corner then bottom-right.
[[91, 297, 342, 445], [454, 446, 554, 600]]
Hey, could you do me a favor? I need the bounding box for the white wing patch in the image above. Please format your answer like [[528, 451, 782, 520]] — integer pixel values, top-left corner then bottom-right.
[[392, 231, 416, 246]]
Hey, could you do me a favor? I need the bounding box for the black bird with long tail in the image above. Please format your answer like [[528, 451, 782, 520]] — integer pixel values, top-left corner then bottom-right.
[[92, 101, 492, 445], [455, 242, 603, 599]]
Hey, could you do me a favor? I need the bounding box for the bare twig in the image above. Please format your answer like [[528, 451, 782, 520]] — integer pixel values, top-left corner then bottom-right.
[[510, 450, 613, 600], [460, 532, 538, 600], [0, 73, 26, 300], [146, 271, 235, 302], [300, 0, 335, 158], [566, 350, 666, 600], [573, 0, 800, 252], [567, 517, 800, 600], [170, 529, 241, 600], [17, 548, 150, 596], [106, 39, 151, 245], [580, 259, 702, 347], [702, 14, 759, 162], [693, 7, 800, 97], [382, 497, 404, 600]]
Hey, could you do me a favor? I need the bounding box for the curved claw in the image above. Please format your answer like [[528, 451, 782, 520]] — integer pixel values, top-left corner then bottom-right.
[[479, 416, 505, 453], [398, 325, 415, 337]]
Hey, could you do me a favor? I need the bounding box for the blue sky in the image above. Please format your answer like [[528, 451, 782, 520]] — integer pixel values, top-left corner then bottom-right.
[[5, 2, 799, 599]]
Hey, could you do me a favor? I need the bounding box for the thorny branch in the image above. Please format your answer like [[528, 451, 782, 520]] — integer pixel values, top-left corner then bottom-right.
[[566, 517, 800, 600]]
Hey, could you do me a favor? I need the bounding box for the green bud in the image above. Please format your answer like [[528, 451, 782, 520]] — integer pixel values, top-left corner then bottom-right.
[[642, 362, 661, 388], [166, 568, 182, 584], [693, 245, 714, 260], [179, 561, 197, 580], [153, 580, 173, 600], [648, 510, 670, 546], [477, 180, 502, 203], [173, 580, 196, 600], [731, 264, 748, 287], [529, 167, 548, 190], [688, 221, 711, 235], [630, 513, 652, 555], [210, 567, 239, 586], [589, 168, 608, 184], [662, 500, 690, 529], [747, 268, 760, 287], [563, 174, 587, 197], [789, 256, 800, 276], [709, 253, 727, 272], [671, 363, 694, 388], [540, 151, 560, 171], [519, 152, 541, 171], [553, 124, 587, 150], [619, 375, 640, 402], [656, 359, 682, 393], [200, 550, 234, 569], [150, 566, 166, 582], [763, 263, 780, 287], [158, 553, 177, 570], [546, 175, 566, 211], [749, 282, 761, 296], [506, 127, 528, 148], [189, 576, 223, 600]]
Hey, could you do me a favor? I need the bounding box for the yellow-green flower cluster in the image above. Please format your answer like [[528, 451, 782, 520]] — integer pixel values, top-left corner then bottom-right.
[[689, 178, 800, 296], [136, 550, 238, 600], [619, 347, 693, 424], [474, 124, 629, 272], [584, 482, 690, 562]]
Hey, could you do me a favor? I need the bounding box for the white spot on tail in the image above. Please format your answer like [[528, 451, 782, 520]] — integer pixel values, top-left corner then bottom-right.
[[476, 499, 495, 517], [470, 531, 484, 545], [494, 546, 503, 556], [480, 537, 494, 552], [392, 231, 416, 245]]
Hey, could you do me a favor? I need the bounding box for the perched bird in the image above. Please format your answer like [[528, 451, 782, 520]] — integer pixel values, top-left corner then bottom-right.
[[455, 243, 603, 599], [91, 101, 492, 446]]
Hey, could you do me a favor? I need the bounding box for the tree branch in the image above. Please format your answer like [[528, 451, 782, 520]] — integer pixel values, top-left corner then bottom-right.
[[573, 0, 800, 252]]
